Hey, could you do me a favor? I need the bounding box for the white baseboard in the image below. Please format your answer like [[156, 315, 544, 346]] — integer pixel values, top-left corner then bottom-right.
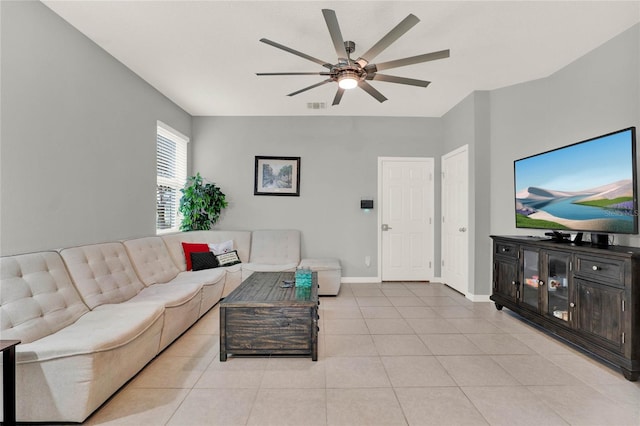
[[467, 294, 492, 302], [341, 277, 382, 283]]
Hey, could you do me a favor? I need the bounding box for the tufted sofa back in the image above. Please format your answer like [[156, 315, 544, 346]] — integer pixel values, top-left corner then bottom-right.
[[249, 230, 301, 265], [122, 236, 180, 286], [161, 230, 252, 271], [0, 251, 89, 343], [60, 242, 145, 309]]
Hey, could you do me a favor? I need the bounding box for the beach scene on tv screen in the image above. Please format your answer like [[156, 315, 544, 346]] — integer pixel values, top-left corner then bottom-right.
[[515, 130, 636, 233]]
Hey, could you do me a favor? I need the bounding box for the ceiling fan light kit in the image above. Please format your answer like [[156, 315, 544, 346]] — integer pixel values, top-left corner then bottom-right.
[[337, 71, 359, 89], [257, 9, 450, 105]]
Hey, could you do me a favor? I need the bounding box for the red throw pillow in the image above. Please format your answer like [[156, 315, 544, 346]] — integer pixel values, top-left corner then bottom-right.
[[181, 242, 209, 270]]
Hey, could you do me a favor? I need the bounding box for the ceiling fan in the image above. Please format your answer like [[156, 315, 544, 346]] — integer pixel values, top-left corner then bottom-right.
[[257, 9, 450, 105]]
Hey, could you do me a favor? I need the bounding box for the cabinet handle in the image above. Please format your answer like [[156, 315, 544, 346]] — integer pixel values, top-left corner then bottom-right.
[[511, 281, 516, 286], [570, 302, 575, 308], [502, 247, 510, 252], [538, 280, 545, 286], [592, 265, 600, 271]]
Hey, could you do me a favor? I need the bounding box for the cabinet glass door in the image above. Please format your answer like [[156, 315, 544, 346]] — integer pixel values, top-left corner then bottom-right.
[[521, 249, 539, 310], [546, 252, 570, 322]]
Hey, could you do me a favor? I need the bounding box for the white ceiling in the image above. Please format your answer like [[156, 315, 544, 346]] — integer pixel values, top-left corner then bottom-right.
[[42, 1, 640, 117]]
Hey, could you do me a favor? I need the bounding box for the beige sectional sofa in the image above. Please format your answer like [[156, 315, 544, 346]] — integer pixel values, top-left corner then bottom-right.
[[0, 229, 340, 423]]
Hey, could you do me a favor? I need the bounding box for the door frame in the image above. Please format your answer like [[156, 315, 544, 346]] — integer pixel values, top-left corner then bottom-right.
[[440, 145, 469, 296], [377, 156, 435, 282]]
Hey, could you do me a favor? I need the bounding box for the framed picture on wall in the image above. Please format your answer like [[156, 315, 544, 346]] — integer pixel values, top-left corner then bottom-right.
[[254, 156, 301, 196]]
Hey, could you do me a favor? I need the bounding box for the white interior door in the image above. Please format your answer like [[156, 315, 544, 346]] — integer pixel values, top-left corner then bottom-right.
[[441, 145, 469, 295], [379, 157, 434, 281]]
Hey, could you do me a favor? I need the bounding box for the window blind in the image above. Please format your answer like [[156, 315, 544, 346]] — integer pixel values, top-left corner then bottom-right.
[[156, 123, 188, 232]]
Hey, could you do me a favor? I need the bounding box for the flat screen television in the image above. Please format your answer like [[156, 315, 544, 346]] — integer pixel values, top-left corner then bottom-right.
[[514, 127, 638, 241]]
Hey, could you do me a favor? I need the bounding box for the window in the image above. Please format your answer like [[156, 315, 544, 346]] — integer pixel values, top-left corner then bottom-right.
[[156, 122, 188, 233]]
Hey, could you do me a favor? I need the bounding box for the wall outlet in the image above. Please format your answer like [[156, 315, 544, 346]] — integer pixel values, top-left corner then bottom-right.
[[365, 256, 371, 267]]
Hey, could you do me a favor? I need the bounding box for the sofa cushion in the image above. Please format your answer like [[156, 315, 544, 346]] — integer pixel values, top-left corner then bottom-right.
[[60, 243, 145, 309], [181, 242, 210, 271], [161, 230, 251, 272], [249, 230, 300, 265], [215, 250, 242, 267], [190, 252, 218, 271], [123, 237, 180, 286], [0, 252, 89, 343], [16, 302, 164, 363], [299, 258, 342, 271], [208, 240, 233, 254]]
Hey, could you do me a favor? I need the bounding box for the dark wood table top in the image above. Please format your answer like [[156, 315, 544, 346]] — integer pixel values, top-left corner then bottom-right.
[[0, 340, 20, 351], [222, 271, 317, 307]]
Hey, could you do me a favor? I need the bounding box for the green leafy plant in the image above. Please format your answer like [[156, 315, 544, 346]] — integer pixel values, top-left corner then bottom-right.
[[179, 173, 228, 231]]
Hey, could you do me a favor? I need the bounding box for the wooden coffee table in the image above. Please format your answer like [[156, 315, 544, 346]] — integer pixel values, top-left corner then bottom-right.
[[220, 271, 319, 361]]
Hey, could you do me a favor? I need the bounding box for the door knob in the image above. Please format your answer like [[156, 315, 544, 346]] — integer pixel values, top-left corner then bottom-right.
[[381, 224, 392, 231]]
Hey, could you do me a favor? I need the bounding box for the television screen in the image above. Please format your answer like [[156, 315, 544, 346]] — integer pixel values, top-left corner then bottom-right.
[[514, 127, 638, 234]]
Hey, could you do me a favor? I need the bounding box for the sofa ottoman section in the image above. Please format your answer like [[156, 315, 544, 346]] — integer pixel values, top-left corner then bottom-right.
[[298, 258, 341, 296]]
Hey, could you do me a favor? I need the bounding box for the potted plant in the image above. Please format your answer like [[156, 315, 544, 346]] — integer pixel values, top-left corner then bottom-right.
[[179, 172, 228, 231]]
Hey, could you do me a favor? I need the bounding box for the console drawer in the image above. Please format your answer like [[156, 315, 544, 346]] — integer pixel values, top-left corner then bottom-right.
[[574, 254, 625, 286], [495, 242, 517, 258]]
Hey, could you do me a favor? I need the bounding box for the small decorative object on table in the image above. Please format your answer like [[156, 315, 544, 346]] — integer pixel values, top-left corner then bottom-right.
[[295, 267, 312, 288]]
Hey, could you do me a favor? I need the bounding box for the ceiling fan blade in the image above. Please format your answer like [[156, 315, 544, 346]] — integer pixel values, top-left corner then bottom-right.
[[332, 88, 345, 106], [367, 73, 430, 88], [322, 9, 349, 61], [357, 14, 420, 66], [260, 38, 333, 69], [257, 72, 332, 76], [358, 81, 387, 103], [287, 79, 334, 97], [370, 49, 450, 72]]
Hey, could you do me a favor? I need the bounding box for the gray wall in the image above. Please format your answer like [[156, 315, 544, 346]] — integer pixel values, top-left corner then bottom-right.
[[0, 1, 191, 255], [2, 1, 637, 292], [490, 23, 640, 247], [441, 91, 492, 297], [191, 116, 442, 277]]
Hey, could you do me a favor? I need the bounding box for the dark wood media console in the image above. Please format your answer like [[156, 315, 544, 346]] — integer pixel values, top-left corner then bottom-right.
[[491, 236, 640, 381]]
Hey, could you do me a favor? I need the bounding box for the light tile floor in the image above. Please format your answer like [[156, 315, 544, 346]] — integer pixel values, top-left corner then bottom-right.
[[84, 282, 640, 426]]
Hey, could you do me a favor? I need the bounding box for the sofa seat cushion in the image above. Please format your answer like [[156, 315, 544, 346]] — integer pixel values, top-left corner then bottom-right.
[[16, 303, 164, 363], [172, 269, 226, 316], [172, 268, 226, 287], [1, 252, 89, 344], [60, 242, 145, 309], [130, 282, 203, 309], [128, 282, 203, 350]]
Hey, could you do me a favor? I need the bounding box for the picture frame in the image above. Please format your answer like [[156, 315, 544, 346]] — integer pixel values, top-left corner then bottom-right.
[[254, 156, 301, 196]]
